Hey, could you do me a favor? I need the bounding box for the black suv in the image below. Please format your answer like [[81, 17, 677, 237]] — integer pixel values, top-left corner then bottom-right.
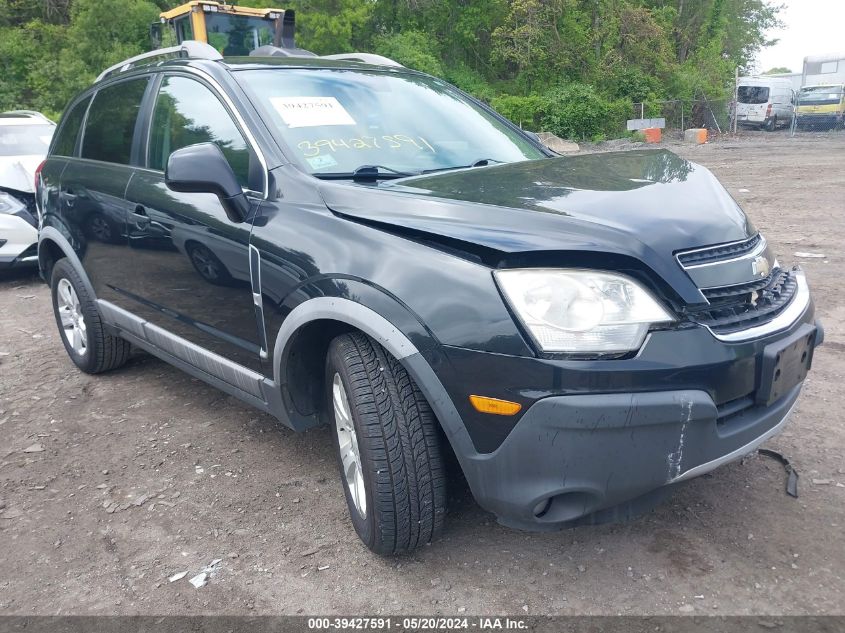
[[37, 42, 822, 555]]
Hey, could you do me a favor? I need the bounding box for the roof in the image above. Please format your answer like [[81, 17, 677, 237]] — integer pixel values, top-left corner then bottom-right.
[[160, 1, 280, 20], [800, 83, 845, 89], [803, 52, 845, 64], [221, 55, 407, 71], [737, 76, 795, 85], [93, 41, 408, 84]]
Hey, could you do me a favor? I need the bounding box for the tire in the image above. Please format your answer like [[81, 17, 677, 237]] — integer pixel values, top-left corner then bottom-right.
[[326, 332, 447, 555], [186, 242, 234, 286], [50, 258, 131, 374], [764, 116, 776, 131], [86, 213, 118, 244]]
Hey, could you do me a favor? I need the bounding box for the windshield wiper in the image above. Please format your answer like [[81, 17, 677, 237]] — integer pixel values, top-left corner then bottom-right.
[[313, 165, 420, 181], [421, 158, 504, 175]]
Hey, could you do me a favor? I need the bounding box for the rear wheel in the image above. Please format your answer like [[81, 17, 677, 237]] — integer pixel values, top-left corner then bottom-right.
[[186, 242, 233, 286], [50, 258, 131, 374], [326, 332, 447, 555], [764, 116, 777, 131]]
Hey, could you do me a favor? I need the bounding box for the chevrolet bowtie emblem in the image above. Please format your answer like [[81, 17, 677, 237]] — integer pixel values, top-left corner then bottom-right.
[[751, 255, 770, 278]]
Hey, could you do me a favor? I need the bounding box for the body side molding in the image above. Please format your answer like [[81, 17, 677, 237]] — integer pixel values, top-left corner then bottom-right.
[[97, 299, 290, 427]]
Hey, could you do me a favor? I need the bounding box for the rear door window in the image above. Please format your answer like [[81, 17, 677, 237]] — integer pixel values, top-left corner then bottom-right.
[[53, 96, 91, 157], [81, 78, 149, 164]]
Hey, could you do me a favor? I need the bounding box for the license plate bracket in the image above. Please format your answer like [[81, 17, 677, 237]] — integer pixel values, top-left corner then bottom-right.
[[756, 323, 817, 406]]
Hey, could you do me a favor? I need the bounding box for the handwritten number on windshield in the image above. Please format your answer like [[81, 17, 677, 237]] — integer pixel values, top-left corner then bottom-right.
[[298, 135, 436, 158]]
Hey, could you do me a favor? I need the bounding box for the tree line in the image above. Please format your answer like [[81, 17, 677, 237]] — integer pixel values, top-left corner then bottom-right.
[[0, 0, 782, 139]]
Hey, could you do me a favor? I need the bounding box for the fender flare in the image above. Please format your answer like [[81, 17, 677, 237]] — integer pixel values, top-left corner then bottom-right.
[[272, 297, 420, 386], [38, 226, 96, 298], [271, 297, 482, 466]]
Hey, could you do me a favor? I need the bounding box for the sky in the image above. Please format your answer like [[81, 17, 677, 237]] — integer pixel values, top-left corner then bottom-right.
[[755, 0, 845, 73]]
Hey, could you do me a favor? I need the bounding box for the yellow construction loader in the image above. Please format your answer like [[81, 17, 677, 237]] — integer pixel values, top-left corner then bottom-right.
[[151, 1, 296, 56]]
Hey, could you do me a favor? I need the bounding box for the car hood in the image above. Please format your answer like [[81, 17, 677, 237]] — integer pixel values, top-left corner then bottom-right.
[[0, 155, 43, 193], [318, 150, 754, 302]]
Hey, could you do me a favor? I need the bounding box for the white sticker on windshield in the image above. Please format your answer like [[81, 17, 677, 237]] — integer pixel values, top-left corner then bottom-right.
[[306, 154, 338, 170], [270, 97, 356, 128]]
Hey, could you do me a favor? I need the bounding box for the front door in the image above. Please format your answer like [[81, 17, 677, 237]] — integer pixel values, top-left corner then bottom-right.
[[121, 74, 264, 372]]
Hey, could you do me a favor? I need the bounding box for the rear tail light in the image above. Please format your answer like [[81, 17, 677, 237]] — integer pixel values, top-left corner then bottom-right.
[[34, 159, 46, 223], [766, 104, 773, 117], [34, 159, 46, 193]]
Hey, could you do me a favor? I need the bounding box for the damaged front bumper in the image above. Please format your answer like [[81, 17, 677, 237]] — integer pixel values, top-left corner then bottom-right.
[[465, 382, 803, 531], [444, 309, 823, 531]]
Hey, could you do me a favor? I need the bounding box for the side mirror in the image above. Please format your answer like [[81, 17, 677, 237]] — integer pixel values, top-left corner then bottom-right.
[[165, 143, 250, 223]]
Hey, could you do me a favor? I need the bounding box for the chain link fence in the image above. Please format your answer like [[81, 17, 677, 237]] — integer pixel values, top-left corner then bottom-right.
[[631, 98, 732, 136], [631, 96, 845, 137]]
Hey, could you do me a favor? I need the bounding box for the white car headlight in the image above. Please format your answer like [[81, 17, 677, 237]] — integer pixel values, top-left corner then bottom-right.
[[494, 269, 674, 354]]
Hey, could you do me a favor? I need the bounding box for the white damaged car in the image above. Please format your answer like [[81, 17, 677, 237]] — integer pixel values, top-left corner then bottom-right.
[[0, 111, 55, 270]]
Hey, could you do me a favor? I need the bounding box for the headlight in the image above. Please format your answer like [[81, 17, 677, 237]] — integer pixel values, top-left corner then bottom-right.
[[494, 269, 674, 354], [0, 192, 25, 215]]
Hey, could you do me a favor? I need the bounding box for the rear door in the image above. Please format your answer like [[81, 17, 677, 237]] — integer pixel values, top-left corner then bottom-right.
[[39, 95, 92, 246], [121, 73, 264, 372], [58, 77, 151, 304]]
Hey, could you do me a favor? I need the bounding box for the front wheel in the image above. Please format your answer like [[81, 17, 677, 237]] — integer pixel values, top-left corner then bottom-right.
[[326, 332, 447, 555]]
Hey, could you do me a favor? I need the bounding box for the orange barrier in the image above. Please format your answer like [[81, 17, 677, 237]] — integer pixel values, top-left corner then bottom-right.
[[684, 128, 708, 144], [643, 127, 662, 143]]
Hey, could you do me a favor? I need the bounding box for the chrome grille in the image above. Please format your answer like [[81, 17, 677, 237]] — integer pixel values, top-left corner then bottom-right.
[[677, 234, 762, 267], [689, 267, 799, 335]]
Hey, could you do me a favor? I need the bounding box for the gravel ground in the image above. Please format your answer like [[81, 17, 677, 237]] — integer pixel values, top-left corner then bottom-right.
[[1, 131, 844, 616]]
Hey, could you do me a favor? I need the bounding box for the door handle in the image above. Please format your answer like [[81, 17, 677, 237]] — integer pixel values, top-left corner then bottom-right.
[[132, 204, 150, 229]]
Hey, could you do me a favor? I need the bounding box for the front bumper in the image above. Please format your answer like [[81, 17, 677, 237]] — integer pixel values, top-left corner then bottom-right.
[[796, 113, 843, 127], [0, 213, 38, 269], [431, 293, 821, 531], [464, 381, 803, 531]]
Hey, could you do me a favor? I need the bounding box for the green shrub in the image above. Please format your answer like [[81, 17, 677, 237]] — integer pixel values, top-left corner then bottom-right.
[[373, 31, 444, 77], [490, 84, 632, 140], [444, 64, 495, 102], [489, 94, 544, 129]]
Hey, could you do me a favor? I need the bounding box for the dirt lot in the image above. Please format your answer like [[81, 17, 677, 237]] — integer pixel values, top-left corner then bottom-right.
[[1, 131, 844, 616]]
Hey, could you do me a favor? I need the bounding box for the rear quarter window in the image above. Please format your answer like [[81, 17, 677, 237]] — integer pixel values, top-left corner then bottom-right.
[[52, 96, 91, 157], [81, 78, 149, 164]]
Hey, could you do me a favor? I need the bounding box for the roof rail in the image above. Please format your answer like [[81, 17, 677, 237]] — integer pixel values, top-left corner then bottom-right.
[[321, 53, 403, 68], [95, 40, 222, 83], [250, 45, 317, 59]]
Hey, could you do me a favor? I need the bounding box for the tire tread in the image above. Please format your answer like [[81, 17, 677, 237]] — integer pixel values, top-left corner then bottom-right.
[[51, 258, 131, 374], [330, 332, 446, 554]]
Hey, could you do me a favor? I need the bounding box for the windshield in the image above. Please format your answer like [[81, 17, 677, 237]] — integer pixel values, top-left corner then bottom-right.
[[737, 86, 770, 104], [0, 123, 54, 156], [206, 14, 275, 55], [237, 68, 545, 176], [798, 86, 844, 106]]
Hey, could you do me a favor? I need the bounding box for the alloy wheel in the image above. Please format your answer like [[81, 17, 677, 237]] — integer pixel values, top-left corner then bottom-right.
[[57, 278, 88, 356], [332, 372, 366, 518]]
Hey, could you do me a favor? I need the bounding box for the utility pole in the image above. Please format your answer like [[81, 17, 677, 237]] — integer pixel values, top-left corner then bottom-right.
[[732, 66, 739, 135]]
